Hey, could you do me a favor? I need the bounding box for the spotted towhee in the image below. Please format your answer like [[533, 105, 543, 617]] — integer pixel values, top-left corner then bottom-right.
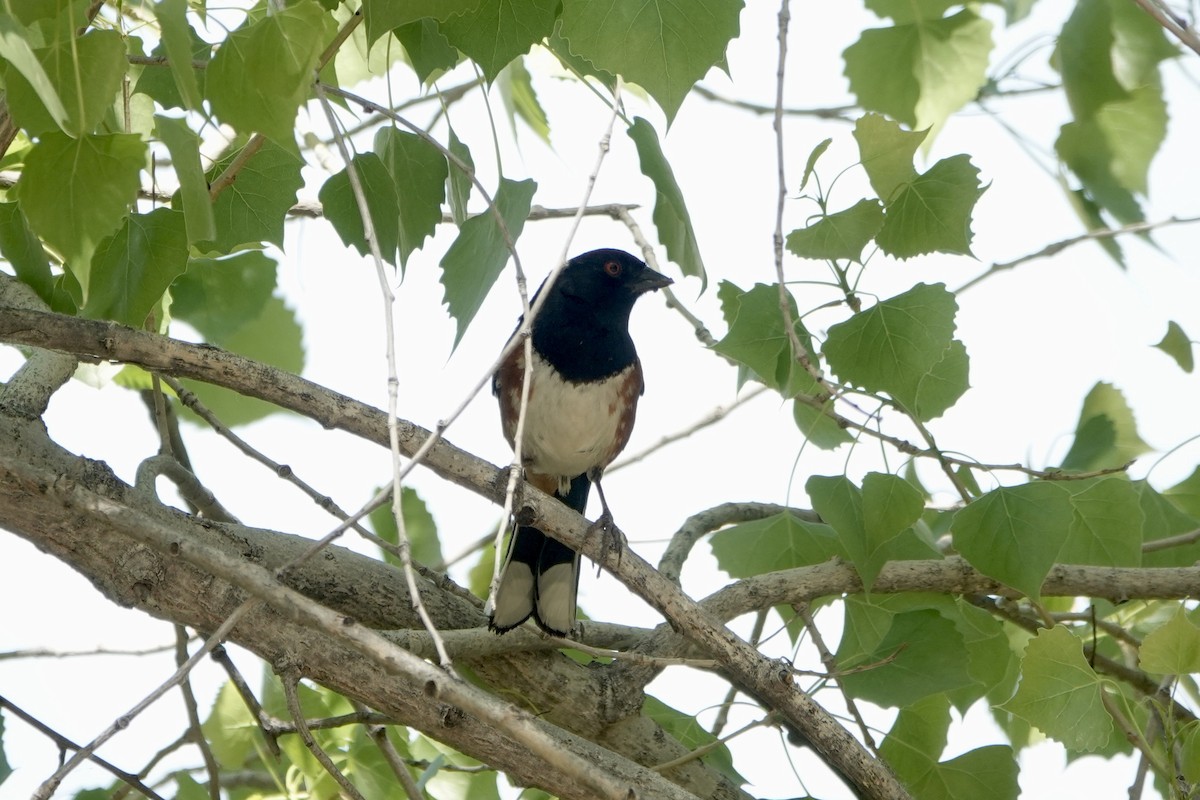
[[487, 248, 672, 636]]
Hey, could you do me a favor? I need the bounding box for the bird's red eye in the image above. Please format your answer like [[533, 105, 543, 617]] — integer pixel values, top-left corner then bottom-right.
[[604, 260, 622, 277]]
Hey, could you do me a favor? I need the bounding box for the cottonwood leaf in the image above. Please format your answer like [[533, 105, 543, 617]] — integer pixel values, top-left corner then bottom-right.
[[792, 398, 853, 450], [1164, 466, 1200, 518], [0, 14, 70, 131], [2, 29, 126, 136], [153, 0, 205, 110], [644, 697, 746, 785], [839, 606, 974, 706], [171, 251, 278, 342], [439, 178, 536, 346], [559, 0, 744, 122], [1000, 625, 1113, 752], [361, 0, 483, 43], [15, 132, 146, 302], [1154, 321, 1194, 372], [438, 0, 558, 82], [374, 127, 447, 268], [822, 282, 958, 415], [0, 201, 54, 303], [852, 113, 924, 202], [1139, 607, 1200, 675], [393, 19, 460, 83], [844, 10, 992, 134], [709, 512, 844, 577], [713, 282, 818, 396], [912, 338, 969, 420], [785, 199, 883, 263], [155, 115, 217, 244], [1058, 477, 1143, 566], [319, 153, 402, 267], [876, 154, 986, 258], [1059, 382, 1150, 472], [203, 139, 304, 253], [206, 1, 327, 144], [952, 482, 1074, 599], [86, 209, 189, 326], [370, 487, 443, 569], [627, 118, 706, 288]]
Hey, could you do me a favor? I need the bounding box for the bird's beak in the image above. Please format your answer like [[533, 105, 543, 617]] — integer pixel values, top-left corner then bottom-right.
[[632, 268, 673, 295]]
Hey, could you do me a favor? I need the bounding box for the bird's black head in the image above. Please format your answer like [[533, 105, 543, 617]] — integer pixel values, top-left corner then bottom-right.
[[550, 249, 673, 311], [530, 249, 672, 381]]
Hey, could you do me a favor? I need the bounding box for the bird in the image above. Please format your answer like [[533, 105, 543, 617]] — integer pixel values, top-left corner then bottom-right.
[[487, 248, 672, 636]]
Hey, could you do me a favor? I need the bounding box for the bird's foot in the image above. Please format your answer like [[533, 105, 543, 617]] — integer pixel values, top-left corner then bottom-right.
[[585, 510, 625, 574]]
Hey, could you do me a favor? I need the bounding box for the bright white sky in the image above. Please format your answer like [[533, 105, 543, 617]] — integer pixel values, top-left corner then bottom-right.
[[3, 1, 1200, 798]]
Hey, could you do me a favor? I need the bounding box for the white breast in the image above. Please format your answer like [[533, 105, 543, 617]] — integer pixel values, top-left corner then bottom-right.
[[510, 351, 632, 483]]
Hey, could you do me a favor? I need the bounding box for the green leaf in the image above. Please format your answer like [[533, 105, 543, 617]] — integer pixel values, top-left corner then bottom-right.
[[362, 0, 483, 43], [559, 0, 744, 122], [999, 625, 1113, 752], [204, 139, 304, 252], [822, 282, 958, 416], [643, 696, 746, 785], [952, 482, 1074, 599], [181, 295, 304, 426], [201, 681, 260, 768], [0, 14, 70, 131], [876, 154, 986, 258], [497, 58, 550, 144], [785, 199, 883, 263], [86, 209, 189, 327], [798, 138, 832, 193], [1136, 480, 1200, 568], [1153, 320, 1193, 373], [627, 118, 706, 288], [912, 338, 970, 421], [318, 152, 402, 267], [1059, 382, 1151, 472], [1058, 477, 1143, 566], [154, 0, 205, 110], [445, 127, 474, 226], [369, 486, 444, 568], [852, 113, 925, 202], [1139, 606, 1200, 675], [709, 512, 844, 577], [133, 16, 210, 110], [171, 252, 278, 342], [880, 695, 1019, 800], [0, 201, 54, 303], [2, 29, 127, 136], [844, 10, 993, 133], [792, 397, 853, 450], [808, 473, 927, 590], [15, 132, 147, 301], [438, 0, 558, 82], [206, 1, 327, 144], [712, 282, 818, 396], [374, 127, 448, 268], [393, 18, 460, 83], [1164, 466, 1200, 518], [439, 177, 536, 346], [155, 115, 217, 244], [839, 606, 974, 707]]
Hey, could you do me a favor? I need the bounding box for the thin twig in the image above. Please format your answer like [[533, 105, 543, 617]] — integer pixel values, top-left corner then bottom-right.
[[1129, 0, 1200, 56], [709, 609, 768, 738], [608, 385, 770, 473], [794, 602, 877, 753], [281, 674, 368, 800], [366, 720, 423, 800], [0, 643, 175, 660], [955, 214, 1200, 293], [314, 80, 455, 671], [31, 605, 250, 799], [0, 695, 170, 800], [174, 626, 221, 800], [210, 643, 282, 758], [1141, 527, 1200, 553]]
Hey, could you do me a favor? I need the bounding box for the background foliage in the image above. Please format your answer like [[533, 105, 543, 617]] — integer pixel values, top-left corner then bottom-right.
[[1, 0, 1199, 799]]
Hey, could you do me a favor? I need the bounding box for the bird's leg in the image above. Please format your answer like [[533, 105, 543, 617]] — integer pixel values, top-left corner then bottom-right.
[[584, 469, 625, 572]]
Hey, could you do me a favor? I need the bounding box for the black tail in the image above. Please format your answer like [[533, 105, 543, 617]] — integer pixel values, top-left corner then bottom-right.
[[488, 474, 590, 635]]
